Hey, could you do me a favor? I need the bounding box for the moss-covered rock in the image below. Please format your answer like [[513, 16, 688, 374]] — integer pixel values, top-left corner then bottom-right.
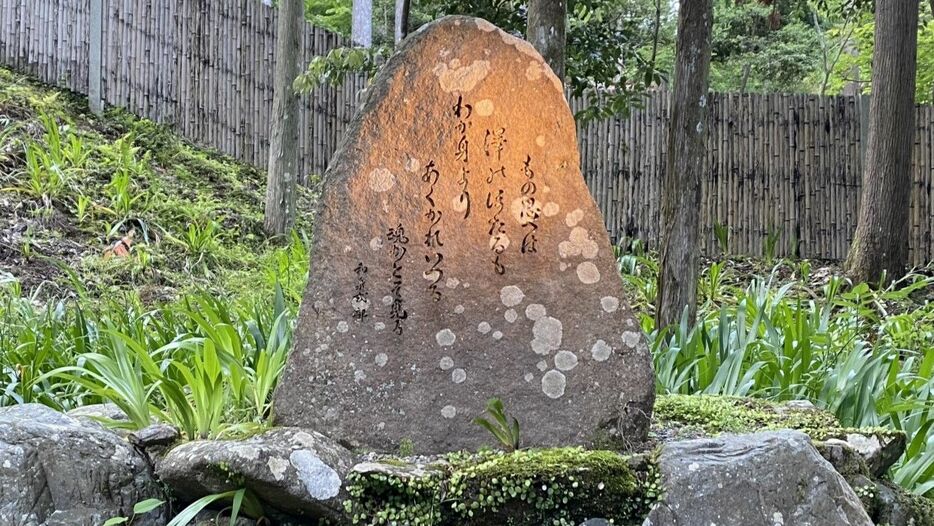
[[344, 448, 659, 526]]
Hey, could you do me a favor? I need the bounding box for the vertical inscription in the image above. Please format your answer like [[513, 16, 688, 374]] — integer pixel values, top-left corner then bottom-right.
[[351, 262, 369, 320], [422, 161, 444, 301], [485, 127, 509, 275], [387, 225, 409, 335], [453, 95, 472, 219], [520, 155, 540, 254]]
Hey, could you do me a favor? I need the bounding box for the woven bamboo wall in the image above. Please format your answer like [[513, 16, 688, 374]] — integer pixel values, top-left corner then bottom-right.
[[2, 0, 932, 264]]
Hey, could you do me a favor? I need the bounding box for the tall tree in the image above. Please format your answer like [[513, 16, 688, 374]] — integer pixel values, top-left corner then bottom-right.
[[352, 0, 373, 47], [846, 1, 919, 284], [526, 0, 567, 82], [655, 0, 713, 330], [264, 0, 304, 237], [395, 0, 411, 43]]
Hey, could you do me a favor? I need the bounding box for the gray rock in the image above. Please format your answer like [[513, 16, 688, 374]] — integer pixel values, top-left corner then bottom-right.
[[156, 427, 353, 522], [843, 432, 905, 477], [579, 520, 611, 526], [644, 430, 872, 526], [129, 424, 180, 449], [273, 15, 654, 455], [0, 404, 166, 526], [66, 403, 129, 422]]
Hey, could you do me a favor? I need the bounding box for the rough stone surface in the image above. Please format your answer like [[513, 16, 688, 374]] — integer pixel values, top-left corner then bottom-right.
[[129, 424, 180, 448], [843, 432, 905, 477], [0, 404, 165, 526], [644, 430, 873, 526], [156, 427, 353, 522], [273, 15, 654, 454]]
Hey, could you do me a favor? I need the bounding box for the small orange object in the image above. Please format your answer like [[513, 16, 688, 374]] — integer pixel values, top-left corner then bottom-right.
[[104, 229, 135, 258]]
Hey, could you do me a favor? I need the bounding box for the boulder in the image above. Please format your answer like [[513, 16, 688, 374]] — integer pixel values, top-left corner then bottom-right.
[[0, 404, 166, 526], [156, 427, 353, 522], [644, 430, 872, 526], [274, 14, 654, 455]]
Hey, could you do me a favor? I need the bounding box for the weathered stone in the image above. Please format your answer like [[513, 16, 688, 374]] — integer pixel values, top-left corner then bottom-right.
[[273, 15, 654, 454], [129, 424, 180, 449], [0, 404, 165, 526], [66, 402, 129, 422], [644, 430, 873, 526], [156, 427, 353, 522], [843, 431, 905, 477]]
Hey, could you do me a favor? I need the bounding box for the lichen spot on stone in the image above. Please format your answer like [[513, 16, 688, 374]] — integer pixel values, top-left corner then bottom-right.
[[405, 157, 421, 173], [492, 331, 504, 340], [525, 303, 546, 321], [433, 59, 491, 93], [454, 304, 465, 314], [436, 329, 456, 347], [622, 331, 641, 349], [524, 373, 534, 382], [531, 316, 563, 355], [452, 368, 467, 384], [543, 202, 559, 217], [375, 353, 388, 367], [336, 321, 349, 333], [446, 277, 461, 289], [289, 449, 342, 500], [381, 295, 393, 306], [478, 321, 492, 334], [369, 236, 383, 251], [368, 168, 396, 192], [536, 135, 546, 147], [577, 261, 601, 284], [601, 296, 620, 313], [591, 340, 612, 362], [541, 370, 567, 399], [354, 370, 367, 382], [565, 208, 584, 227], [374, 322, 386, 331], [554, 350, 579, 371], [536, 360, 548, 372], [476, 99, 495, 116], [439, 356, 454, 370], [441, 405, 457, 418], [526, 61, 544, 81], [504, 309, 518, 323], [268, 456, 289, 482], [500, 285, 525, 307]]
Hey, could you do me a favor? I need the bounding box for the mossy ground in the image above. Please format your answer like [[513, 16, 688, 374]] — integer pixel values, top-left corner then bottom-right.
[[0, 67, 313, 304], [345, 448, 659, 526]]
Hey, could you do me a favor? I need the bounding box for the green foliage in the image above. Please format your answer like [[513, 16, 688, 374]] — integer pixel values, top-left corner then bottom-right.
[[3, 283, 294, 439], [164, 489, 263, 526], [103, 498, 165, 526], [473, 398, 521, 452], [294, 45, 391, 93]]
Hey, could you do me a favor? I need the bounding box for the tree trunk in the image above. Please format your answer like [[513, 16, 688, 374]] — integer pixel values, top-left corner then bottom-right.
[[394, 0, 411, 44], [655, 0, 713, 330], [352, 0, 373, 48], [846, 1, 918, 284], [263, 0, 303, 237], [526, 0, 567, 83]]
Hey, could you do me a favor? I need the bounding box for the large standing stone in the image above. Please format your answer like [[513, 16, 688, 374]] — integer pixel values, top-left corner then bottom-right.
[[273, 16, 654, 453]]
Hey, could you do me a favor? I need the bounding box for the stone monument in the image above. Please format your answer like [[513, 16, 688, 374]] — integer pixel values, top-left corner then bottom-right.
[[274, 16, 654, 454]]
